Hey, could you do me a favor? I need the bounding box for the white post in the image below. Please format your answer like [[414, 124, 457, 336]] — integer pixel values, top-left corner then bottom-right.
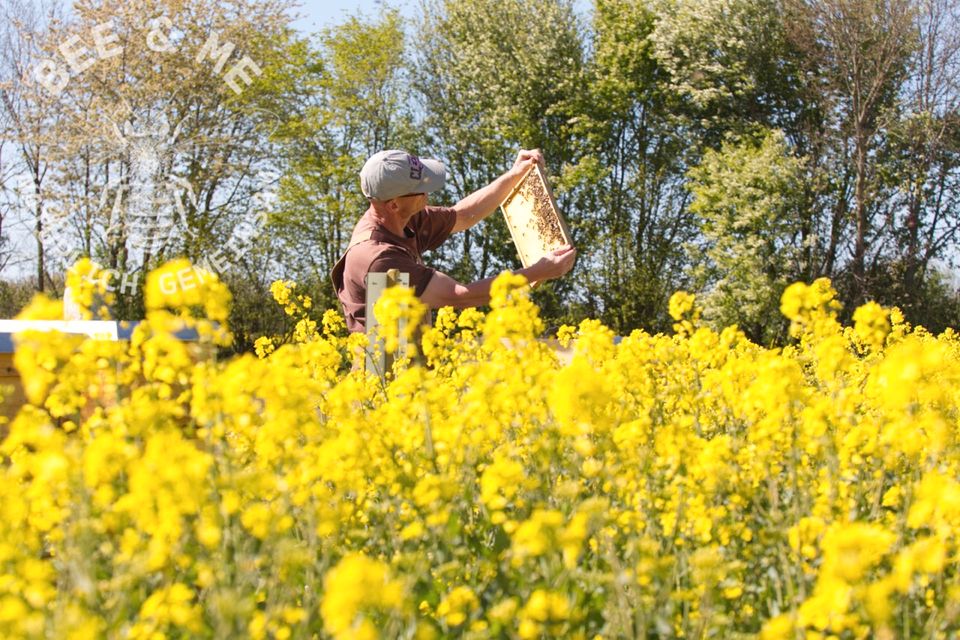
[[364, 269, 409, 375]]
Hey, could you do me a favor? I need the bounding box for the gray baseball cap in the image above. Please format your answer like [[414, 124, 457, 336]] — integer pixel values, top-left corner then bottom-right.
[[360, 150, 446, 200]]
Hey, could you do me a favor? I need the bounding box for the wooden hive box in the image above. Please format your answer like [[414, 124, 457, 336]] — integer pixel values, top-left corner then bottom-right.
[[0, 320, 210, 429], [499, 164, 573, 268], [0, 349, 26, 434]]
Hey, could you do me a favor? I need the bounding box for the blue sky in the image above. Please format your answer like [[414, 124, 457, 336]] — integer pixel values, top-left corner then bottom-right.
[[289, 0, 592, 35], [290, 0, 418, 34]]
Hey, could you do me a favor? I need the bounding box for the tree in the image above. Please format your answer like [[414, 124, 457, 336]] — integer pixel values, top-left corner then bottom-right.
[[3, 0, 300, 316], [686, 128, 806, 343], [543, 0, 693, 332], [0, 0, 70, 291], [786, 0, 918, 304], [648, 0, 799, 141], [881, 0, 960, 318]]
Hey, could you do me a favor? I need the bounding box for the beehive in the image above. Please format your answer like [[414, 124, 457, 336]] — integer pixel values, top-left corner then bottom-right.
[[499, 164, 572, 268], [0, 320, 206, 426]]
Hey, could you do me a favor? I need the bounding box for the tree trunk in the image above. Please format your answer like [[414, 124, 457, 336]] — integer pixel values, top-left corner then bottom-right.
[[33, 177, 44, 293], [852, 130, 868, 304]]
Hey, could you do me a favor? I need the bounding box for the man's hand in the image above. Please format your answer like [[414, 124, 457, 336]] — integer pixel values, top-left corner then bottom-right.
[[526, 244, 576, 283], [511, 148, 545, 176], [451, 149, 548, 234]]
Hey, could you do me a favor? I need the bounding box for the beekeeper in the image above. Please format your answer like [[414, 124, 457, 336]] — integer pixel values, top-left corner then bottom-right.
[[331, 148, 576, 333]]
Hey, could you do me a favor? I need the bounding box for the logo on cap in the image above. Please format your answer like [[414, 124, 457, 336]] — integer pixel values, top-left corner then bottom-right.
[[408, 154, 423, 180]]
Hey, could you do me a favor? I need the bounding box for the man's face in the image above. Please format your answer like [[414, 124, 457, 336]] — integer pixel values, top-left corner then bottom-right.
[[390, 192, 427, 217]]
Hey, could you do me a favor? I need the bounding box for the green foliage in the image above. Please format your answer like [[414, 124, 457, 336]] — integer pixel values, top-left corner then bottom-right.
[[556, 0, 693, 334], [859, 258, 960, 334], [318, 11, 417, 151], [0, 279, 36, 319], [687, 128, 807, 343], [650, 0, 763, 110], [648, 0, 801, 142]]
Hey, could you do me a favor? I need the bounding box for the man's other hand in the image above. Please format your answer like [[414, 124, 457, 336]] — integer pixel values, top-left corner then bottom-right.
[[530, 244, 576, 282]]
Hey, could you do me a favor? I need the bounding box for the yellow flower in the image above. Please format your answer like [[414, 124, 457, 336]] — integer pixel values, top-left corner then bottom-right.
[[270, 280, 296, 313], [780, 278, 842, 337], [436, 586, 479, 627], [518, 590, 569, 639], [864, 578, 895, 624], [668, 291, 701, 336], [819, 522, 895, 582], [852, 301, 891, 352], [254, 336, 276, 359], [480, 451, 525, 511], [483, 271, 544, 342], [760, 613, 795, 639], [5, 263, 960, 639], [668, 291, 697, 322], [788, 516, 825, 560], [320, 553, 405, 639], [133, 583, 202, 636], [399, 521, 424, 541], [797, 574, 853, 631], [241, 503, 272, 540], [145, 259, 232, 326], [14, 293, 63, 320], [373, 285, 426, 353], [722, 585, 743, 600], [487, 598, 518, 625], [907, 471, 960, 531], [65, 258, 115, 319], [511, 509, 564, 564], [195, 507, 221, 549]]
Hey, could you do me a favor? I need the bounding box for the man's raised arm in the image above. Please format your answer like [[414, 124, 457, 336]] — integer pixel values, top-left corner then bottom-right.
[[449, 149, 545, 234]]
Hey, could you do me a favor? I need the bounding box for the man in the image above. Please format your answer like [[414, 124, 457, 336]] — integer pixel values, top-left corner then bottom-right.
[[331, 148, 576, 333]]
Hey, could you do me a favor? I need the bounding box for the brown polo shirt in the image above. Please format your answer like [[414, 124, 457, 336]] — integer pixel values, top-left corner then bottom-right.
[[331, 206, 458, 333]]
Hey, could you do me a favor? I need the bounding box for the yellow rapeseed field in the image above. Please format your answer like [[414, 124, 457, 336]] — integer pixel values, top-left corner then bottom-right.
[[1, 258, 959, 638]]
